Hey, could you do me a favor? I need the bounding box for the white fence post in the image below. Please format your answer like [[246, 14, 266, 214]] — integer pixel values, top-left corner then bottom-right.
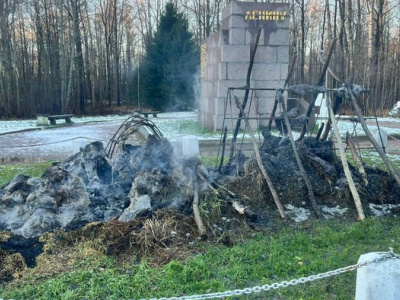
[[355, 252, 400, 300]]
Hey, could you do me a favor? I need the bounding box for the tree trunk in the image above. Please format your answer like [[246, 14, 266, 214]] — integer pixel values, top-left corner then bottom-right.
[[113, 0, 121, 106], [71, 0, 85, 114]]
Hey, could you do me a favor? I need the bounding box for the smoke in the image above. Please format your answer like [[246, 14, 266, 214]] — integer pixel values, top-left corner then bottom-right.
[[192, 67, 202, 110], [164, 66, 201, 112]]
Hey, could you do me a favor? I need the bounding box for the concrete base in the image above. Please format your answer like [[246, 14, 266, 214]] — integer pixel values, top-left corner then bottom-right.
[[355, 252, 400, 300]]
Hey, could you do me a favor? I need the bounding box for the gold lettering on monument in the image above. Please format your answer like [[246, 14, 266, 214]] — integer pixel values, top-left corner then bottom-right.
[[201, 43, 207, 78], [244, 10, 287, 21]]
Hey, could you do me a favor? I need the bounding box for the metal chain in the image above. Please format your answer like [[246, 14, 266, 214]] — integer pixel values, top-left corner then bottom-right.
[[388, 134, 400, 142], [142, 249, 400, 300], [0, 136, 105, 149]]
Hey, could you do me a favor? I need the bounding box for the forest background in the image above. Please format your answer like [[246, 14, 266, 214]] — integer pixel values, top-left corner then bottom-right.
[[0, 0, 399, 119]]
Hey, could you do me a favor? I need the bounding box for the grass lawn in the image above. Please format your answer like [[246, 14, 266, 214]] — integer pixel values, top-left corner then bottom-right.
[[0, 217, 399, 299], [0, 161, 54, 187]]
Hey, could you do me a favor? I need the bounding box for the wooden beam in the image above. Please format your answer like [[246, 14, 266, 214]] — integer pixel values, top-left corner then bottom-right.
[[234, 96, 286, 220], [229, 27, 262, 162], [328, 98, 365, 220], [346, 132, 369, 186], [266, 55, 297, 131], [298, 38, 337, 141], [346, 85, 400, 187]]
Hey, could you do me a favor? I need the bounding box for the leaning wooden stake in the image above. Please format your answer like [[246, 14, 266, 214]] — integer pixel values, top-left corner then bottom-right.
[[234, 96, 286, 219], [346, 85, 400, 187], [346, 132, 369, 186], [277, 91, 324, 219], [298, 38, 337, 140], [328, 99, 365, 220], [193, 185, 206, 236], [266, 55, 297, 131], [218, 126, 228, 173], [229, 27, 262, 161]]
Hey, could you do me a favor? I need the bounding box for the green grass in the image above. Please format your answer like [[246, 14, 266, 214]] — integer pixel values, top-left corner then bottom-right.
[[0, 161, 54, 186], [200, 155, 230, 168], [1, 217, 400, 299], [344, 150, 400, 173], [156, 119, 219, 139]]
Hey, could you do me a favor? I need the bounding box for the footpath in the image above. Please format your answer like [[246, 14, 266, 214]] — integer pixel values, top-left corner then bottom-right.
[[0, 121, 123, 163]]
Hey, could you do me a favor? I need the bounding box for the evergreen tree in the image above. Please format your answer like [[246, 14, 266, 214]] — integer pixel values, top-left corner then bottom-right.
[[139, 2, 199, 111]]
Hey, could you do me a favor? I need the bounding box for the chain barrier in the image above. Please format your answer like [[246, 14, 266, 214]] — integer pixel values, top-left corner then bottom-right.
[[142, 249, 400, 300], [388, 134, 400, 142], [0, 136, 106, 149]]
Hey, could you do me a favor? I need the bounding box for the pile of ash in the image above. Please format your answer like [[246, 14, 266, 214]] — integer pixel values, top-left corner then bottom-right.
[[0, 138, 209, 239]]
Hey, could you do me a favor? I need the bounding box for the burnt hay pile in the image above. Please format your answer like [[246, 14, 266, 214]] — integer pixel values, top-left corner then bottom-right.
[[0, 122, 400, 282], [0, 139, 208, 239], [0, 137, 214, 281], [224, 134, 400, 214]]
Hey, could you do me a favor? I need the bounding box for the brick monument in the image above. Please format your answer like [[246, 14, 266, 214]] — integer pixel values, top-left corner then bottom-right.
[[199, 1, 290, 131]]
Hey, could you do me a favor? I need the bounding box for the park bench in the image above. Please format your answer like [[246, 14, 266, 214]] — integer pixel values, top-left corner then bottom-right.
[[140, 111, 159, 118], [37, 114, 73, 126]]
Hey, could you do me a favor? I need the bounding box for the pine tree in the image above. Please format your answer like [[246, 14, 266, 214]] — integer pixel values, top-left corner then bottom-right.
[[139, 2, 199, 111]]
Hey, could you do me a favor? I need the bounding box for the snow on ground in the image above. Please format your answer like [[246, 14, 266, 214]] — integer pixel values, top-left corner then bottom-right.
[[284, 204, 311, 222], [0, 112, 205, 162], [369, 203, 400, 217], [0, 115, 128, 134], [374, 117, 400, 124], [284, 204, 349, 222], [0, 112, 198, 135], [0, 121, 123, 162], [336, 118, 400, 137], [0, 111, 399, 163], [1, 112, 399, 138]]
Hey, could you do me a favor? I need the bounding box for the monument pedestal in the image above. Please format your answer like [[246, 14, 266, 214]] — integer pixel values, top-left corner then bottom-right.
[[199, 1, 290, 131]]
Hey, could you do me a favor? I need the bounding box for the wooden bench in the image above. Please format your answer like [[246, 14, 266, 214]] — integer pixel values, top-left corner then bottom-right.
[[37, 114, 73, 126], [141, 111, 159, 118]]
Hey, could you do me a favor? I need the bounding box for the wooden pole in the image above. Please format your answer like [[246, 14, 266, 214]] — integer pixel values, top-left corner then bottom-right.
[[218, 126, 228, 173], [229, 27, 262, 162], [277, 91, 323, 219], [328, 98, 365, 220], [346, 85, 400, 187], [234, 96, 286, 219], [346, 132, 369, 186], [266, 55, 297, 131], [193, 185, 206, 236], [298, 38, 337, 141]]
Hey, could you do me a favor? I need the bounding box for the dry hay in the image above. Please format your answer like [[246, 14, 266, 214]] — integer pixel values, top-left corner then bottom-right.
[[0, 232, 27, 282], [0, 250, 27, 282], [0, 192, 259, 282], [23, 211, 201, 279]]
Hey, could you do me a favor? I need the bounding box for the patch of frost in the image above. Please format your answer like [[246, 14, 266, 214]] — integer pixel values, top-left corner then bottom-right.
[[284, 204, 311, 222], [320, 205, 348, 219], [369, 203, 400, 217]]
